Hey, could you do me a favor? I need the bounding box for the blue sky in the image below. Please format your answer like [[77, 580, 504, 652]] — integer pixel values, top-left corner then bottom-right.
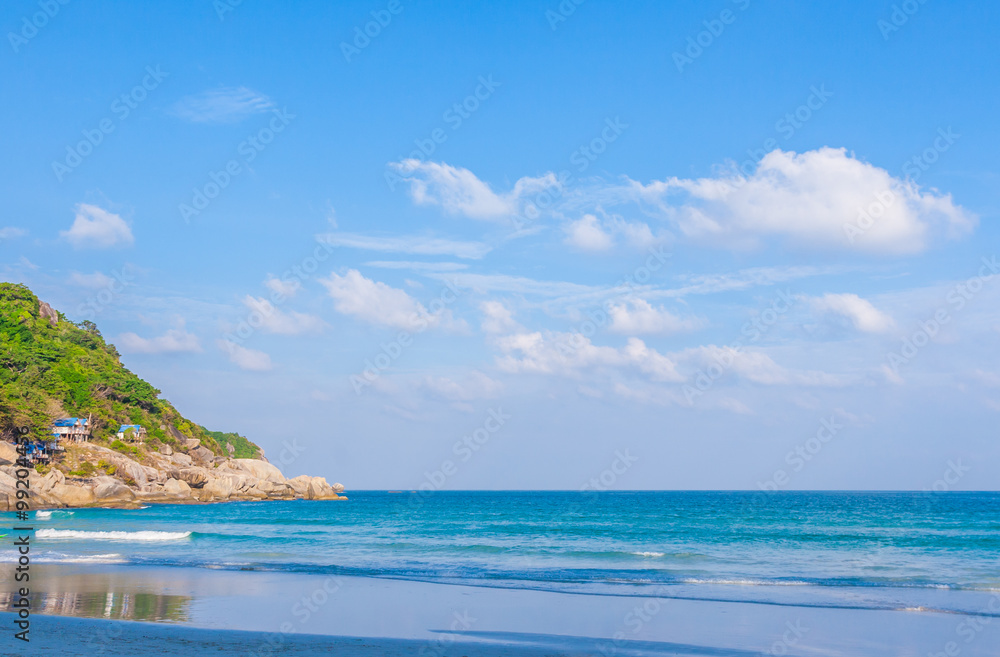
[[2, 0, 998, 490]]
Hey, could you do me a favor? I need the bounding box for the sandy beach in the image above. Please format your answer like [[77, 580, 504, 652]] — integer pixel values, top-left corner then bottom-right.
[[5, 564, 1000, 656]]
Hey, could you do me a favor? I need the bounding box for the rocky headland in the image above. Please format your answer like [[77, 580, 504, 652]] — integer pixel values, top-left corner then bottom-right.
[[0, 438, 345, 510], [0, 282, 344, 510]]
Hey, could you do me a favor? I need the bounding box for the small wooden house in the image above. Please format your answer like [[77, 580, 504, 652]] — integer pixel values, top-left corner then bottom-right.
[[116, 424, 147, 442], [51, 417, 92, 442]]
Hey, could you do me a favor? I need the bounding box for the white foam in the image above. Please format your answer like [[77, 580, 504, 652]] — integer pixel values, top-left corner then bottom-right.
[[36, 529, 192, 542], [41, 553, 128, 564], [632, 551, 665, 557], [35, 511, 52, 519]]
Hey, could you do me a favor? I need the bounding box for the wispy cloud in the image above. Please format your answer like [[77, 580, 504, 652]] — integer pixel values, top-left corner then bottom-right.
[[389, 159, 560, 222], [68, 271, 114, 288], [426, 272, 598, 298], [60, 204, 134, 249], [169, 86, 274, 123], [320, 269, 464, 332], [0, 227, 26, 241], [648, 265, 845, 299], [318, 233, 491, 259], [116, 328, 201, 354], [364, 261, 470, 272], [607, 298, 703, 335], [807, 293, 895, 333], [563, 214, 660, 252], [241, 296, 327, 335], [495, 331, 684, 383], [217, 340, 273, 371]]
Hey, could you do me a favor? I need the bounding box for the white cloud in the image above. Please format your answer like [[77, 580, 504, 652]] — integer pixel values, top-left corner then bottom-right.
[[117, 329, 201, 354], [618, 147, 976, 253], [564, 214, 613, 251], [423, 371, 503, 401], [677, 345, 846, 387], [241, 296, 326, 335], [428, 272, 598, 298], [809, 293, 895, 333], [318, 233, 490, 259], [217, 340, 273, 371], [320, 269, 461, 332], [264, 276, 301, 298], [648, 265, 837, 300], [68, 271, 113, 288], [0, 227, 26, 241], [389, 159, 560, 221], [364, 261, 469, 272], [495, 331, 683, 383], [563, 214, 660, 252], [169, 86, 274, 123], [608, 298, 702, 335], [60, 204, 134, 249], [480, 300, 522, 334]]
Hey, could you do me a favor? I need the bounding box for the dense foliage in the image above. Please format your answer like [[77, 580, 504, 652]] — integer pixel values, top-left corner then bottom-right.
[[0, 283, 260, 458], [201, 427, 261, 459]]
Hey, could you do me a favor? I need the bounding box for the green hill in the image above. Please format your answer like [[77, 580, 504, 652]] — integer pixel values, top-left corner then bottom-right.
[[0, 282, 260, 459]]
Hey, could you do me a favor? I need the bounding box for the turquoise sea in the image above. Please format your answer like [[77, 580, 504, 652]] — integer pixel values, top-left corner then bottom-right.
[[14, 491, 1000, 619]]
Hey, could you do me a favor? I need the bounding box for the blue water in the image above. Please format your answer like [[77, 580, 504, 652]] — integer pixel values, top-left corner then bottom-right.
[[10, 492, 1000, 616]]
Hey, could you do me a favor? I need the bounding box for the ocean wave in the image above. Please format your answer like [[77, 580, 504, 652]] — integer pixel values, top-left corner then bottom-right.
[[38, 553, 128, 564], [679, 578, 810, 587], [35, 511, 52, 519], [632, 551, 665, 557], [36, 529, 192, 542]]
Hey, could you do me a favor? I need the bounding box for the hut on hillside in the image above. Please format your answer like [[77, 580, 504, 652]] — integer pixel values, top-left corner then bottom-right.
[[116, 424, 147, 442], [51, 417, 91, 442]]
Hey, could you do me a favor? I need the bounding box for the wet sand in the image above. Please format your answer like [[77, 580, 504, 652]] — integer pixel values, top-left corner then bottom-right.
[[3, 565, 999, 656]]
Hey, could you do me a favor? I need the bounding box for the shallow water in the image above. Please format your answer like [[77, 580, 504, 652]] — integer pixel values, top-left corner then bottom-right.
[[5, 492, 1000, 617]]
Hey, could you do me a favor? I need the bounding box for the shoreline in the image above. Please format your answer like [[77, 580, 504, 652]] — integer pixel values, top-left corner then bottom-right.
[[23, 494, 349, 511], [2, 613, 583, 657], [3, 564, 1000, 655]]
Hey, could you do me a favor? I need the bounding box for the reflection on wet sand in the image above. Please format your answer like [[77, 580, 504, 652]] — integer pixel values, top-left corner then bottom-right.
[[0, 590, 190, 622], [0, 566, 192, 622]]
